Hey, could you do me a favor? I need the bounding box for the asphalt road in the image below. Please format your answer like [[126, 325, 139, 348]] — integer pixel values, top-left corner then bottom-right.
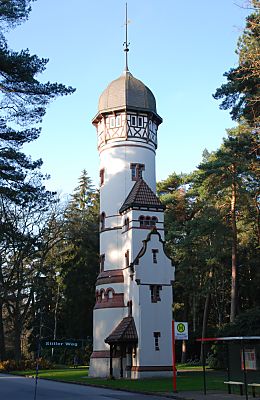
[[0, 374, 173, 400]]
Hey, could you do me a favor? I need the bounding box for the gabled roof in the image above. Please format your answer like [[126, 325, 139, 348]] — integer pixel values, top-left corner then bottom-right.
[[105, 317, 138, 344], [119, 179, 165, 214]]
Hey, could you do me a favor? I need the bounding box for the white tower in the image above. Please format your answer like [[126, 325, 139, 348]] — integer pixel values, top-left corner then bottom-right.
[[89, 66, 175, 379]]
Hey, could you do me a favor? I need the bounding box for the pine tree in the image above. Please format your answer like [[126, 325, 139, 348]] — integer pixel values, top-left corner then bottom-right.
[[60, 171, 99, 340], [213, 0, 260, 127], [0, 0, 75, 202], [193, 125, 259, 322]]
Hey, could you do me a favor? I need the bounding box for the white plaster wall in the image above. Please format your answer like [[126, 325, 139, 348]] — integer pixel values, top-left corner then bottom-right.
[[121, 210, 165, 265], [101, 215, 121, 229], [129, 233, 174, 368], [89, 358, 110, 378], [92, 307, 127, 350], [135, 233, 174, 284], [100, 228, 122, 269], [99, 142, 156, 216], [138, 286, 173, 366]]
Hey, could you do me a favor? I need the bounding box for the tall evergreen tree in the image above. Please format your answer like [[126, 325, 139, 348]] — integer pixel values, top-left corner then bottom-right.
[[213, 0, 260, 127], [193, 125, 259, 322], [0, 0, 75, 203], [60, 171, 99, 340]]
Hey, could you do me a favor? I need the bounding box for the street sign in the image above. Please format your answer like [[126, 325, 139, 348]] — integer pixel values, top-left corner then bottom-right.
[[174, 322, 188, 340], [41, 339, 81, 349]]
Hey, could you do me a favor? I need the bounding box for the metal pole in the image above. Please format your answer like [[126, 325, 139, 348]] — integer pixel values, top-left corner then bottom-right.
[[202, 341, 207, 395], [33, 309, 42, 400], [226, 342, 231, 382], [172, 320, 177, 392], [52, 281, 60, 358]]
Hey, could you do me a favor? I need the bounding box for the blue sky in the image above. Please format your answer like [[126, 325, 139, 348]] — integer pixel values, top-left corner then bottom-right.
[[7, 0, 250, 195]]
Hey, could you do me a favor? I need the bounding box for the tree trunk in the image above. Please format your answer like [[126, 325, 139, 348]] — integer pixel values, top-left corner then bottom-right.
[[230, 172, 238, 323], [192, 294, 196, 332], [181, 340, 187, 363], [0, 299, 6, 360], [254, 194, 260, 247], [181, 301, 188, 363], [14, 314, 22, 361]]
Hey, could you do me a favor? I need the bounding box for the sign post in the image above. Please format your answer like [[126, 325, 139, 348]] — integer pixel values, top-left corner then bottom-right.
[[172, 320, 177, 392], [172, 321, 188, 393]]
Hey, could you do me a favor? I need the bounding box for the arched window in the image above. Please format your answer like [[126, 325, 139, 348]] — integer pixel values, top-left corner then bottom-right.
[[106, 289, 114, 299], [144, 216, 151, 227], [151, 217, 158, 227], [139, 215, 145, 228], [124, 217, 130, 231], [100, 212, 106, 231], [139, 215, 158, 229]]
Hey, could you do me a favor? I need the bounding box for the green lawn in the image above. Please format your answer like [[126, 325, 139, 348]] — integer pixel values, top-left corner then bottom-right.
[[11, 367, 227, 393]]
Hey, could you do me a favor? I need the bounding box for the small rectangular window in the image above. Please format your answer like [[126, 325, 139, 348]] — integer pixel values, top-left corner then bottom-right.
[[110, 117, 115, 128], [130, 163, 145, 181], [131, 115, 136, 126], [138, 116, 143, 127], [125, 250, 129, 267], [100, 254, 105, 272], [150, 285, 162, 303], [154, 332, 161, 351], [100, 168, 105, 186], [116, 115, 121, 127], [152, 249, 158, 263]]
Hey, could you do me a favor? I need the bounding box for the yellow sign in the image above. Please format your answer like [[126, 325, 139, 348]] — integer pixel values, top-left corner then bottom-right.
[[177, 323, 185, 333], [174, 322, 188, 340]]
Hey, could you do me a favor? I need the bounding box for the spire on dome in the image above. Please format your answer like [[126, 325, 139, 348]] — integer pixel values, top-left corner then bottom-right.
[[123, 2, 130, 71]]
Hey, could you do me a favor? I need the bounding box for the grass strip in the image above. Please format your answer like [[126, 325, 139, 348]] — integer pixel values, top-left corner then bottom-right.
[[11, 367, 227, 393]]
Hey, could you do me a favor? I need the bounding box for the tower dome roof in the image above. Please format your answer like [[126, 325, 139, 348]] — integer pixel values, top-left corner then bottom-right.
[[98, 70, 158, 115]]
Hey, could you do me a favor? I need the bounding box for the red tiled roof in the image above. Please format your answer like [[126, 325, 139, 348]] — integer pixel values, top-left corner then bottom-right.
[[119, 179, 164, 213], [105, 317, 138, 344]]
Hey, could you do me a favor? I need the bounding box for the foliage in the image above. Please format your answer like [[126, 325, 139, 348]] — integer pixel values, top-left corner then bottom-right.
[[208, 308, 260, 369], [60, 170, 99, 340], [0, 0, 34, 28], [0, 0, 75, 362], [0, 0, 75, 203], [213, 1, 260, 126], [0, 357, 53, 371], [219, 307, 260, 336], [0, 193, 64, 361], [158, 122, 259, 361]]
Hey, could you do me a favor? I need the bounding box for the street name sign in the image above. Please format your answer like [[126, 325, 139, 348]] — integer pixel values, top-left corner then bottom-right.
[[41, 339, 81, 348]]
